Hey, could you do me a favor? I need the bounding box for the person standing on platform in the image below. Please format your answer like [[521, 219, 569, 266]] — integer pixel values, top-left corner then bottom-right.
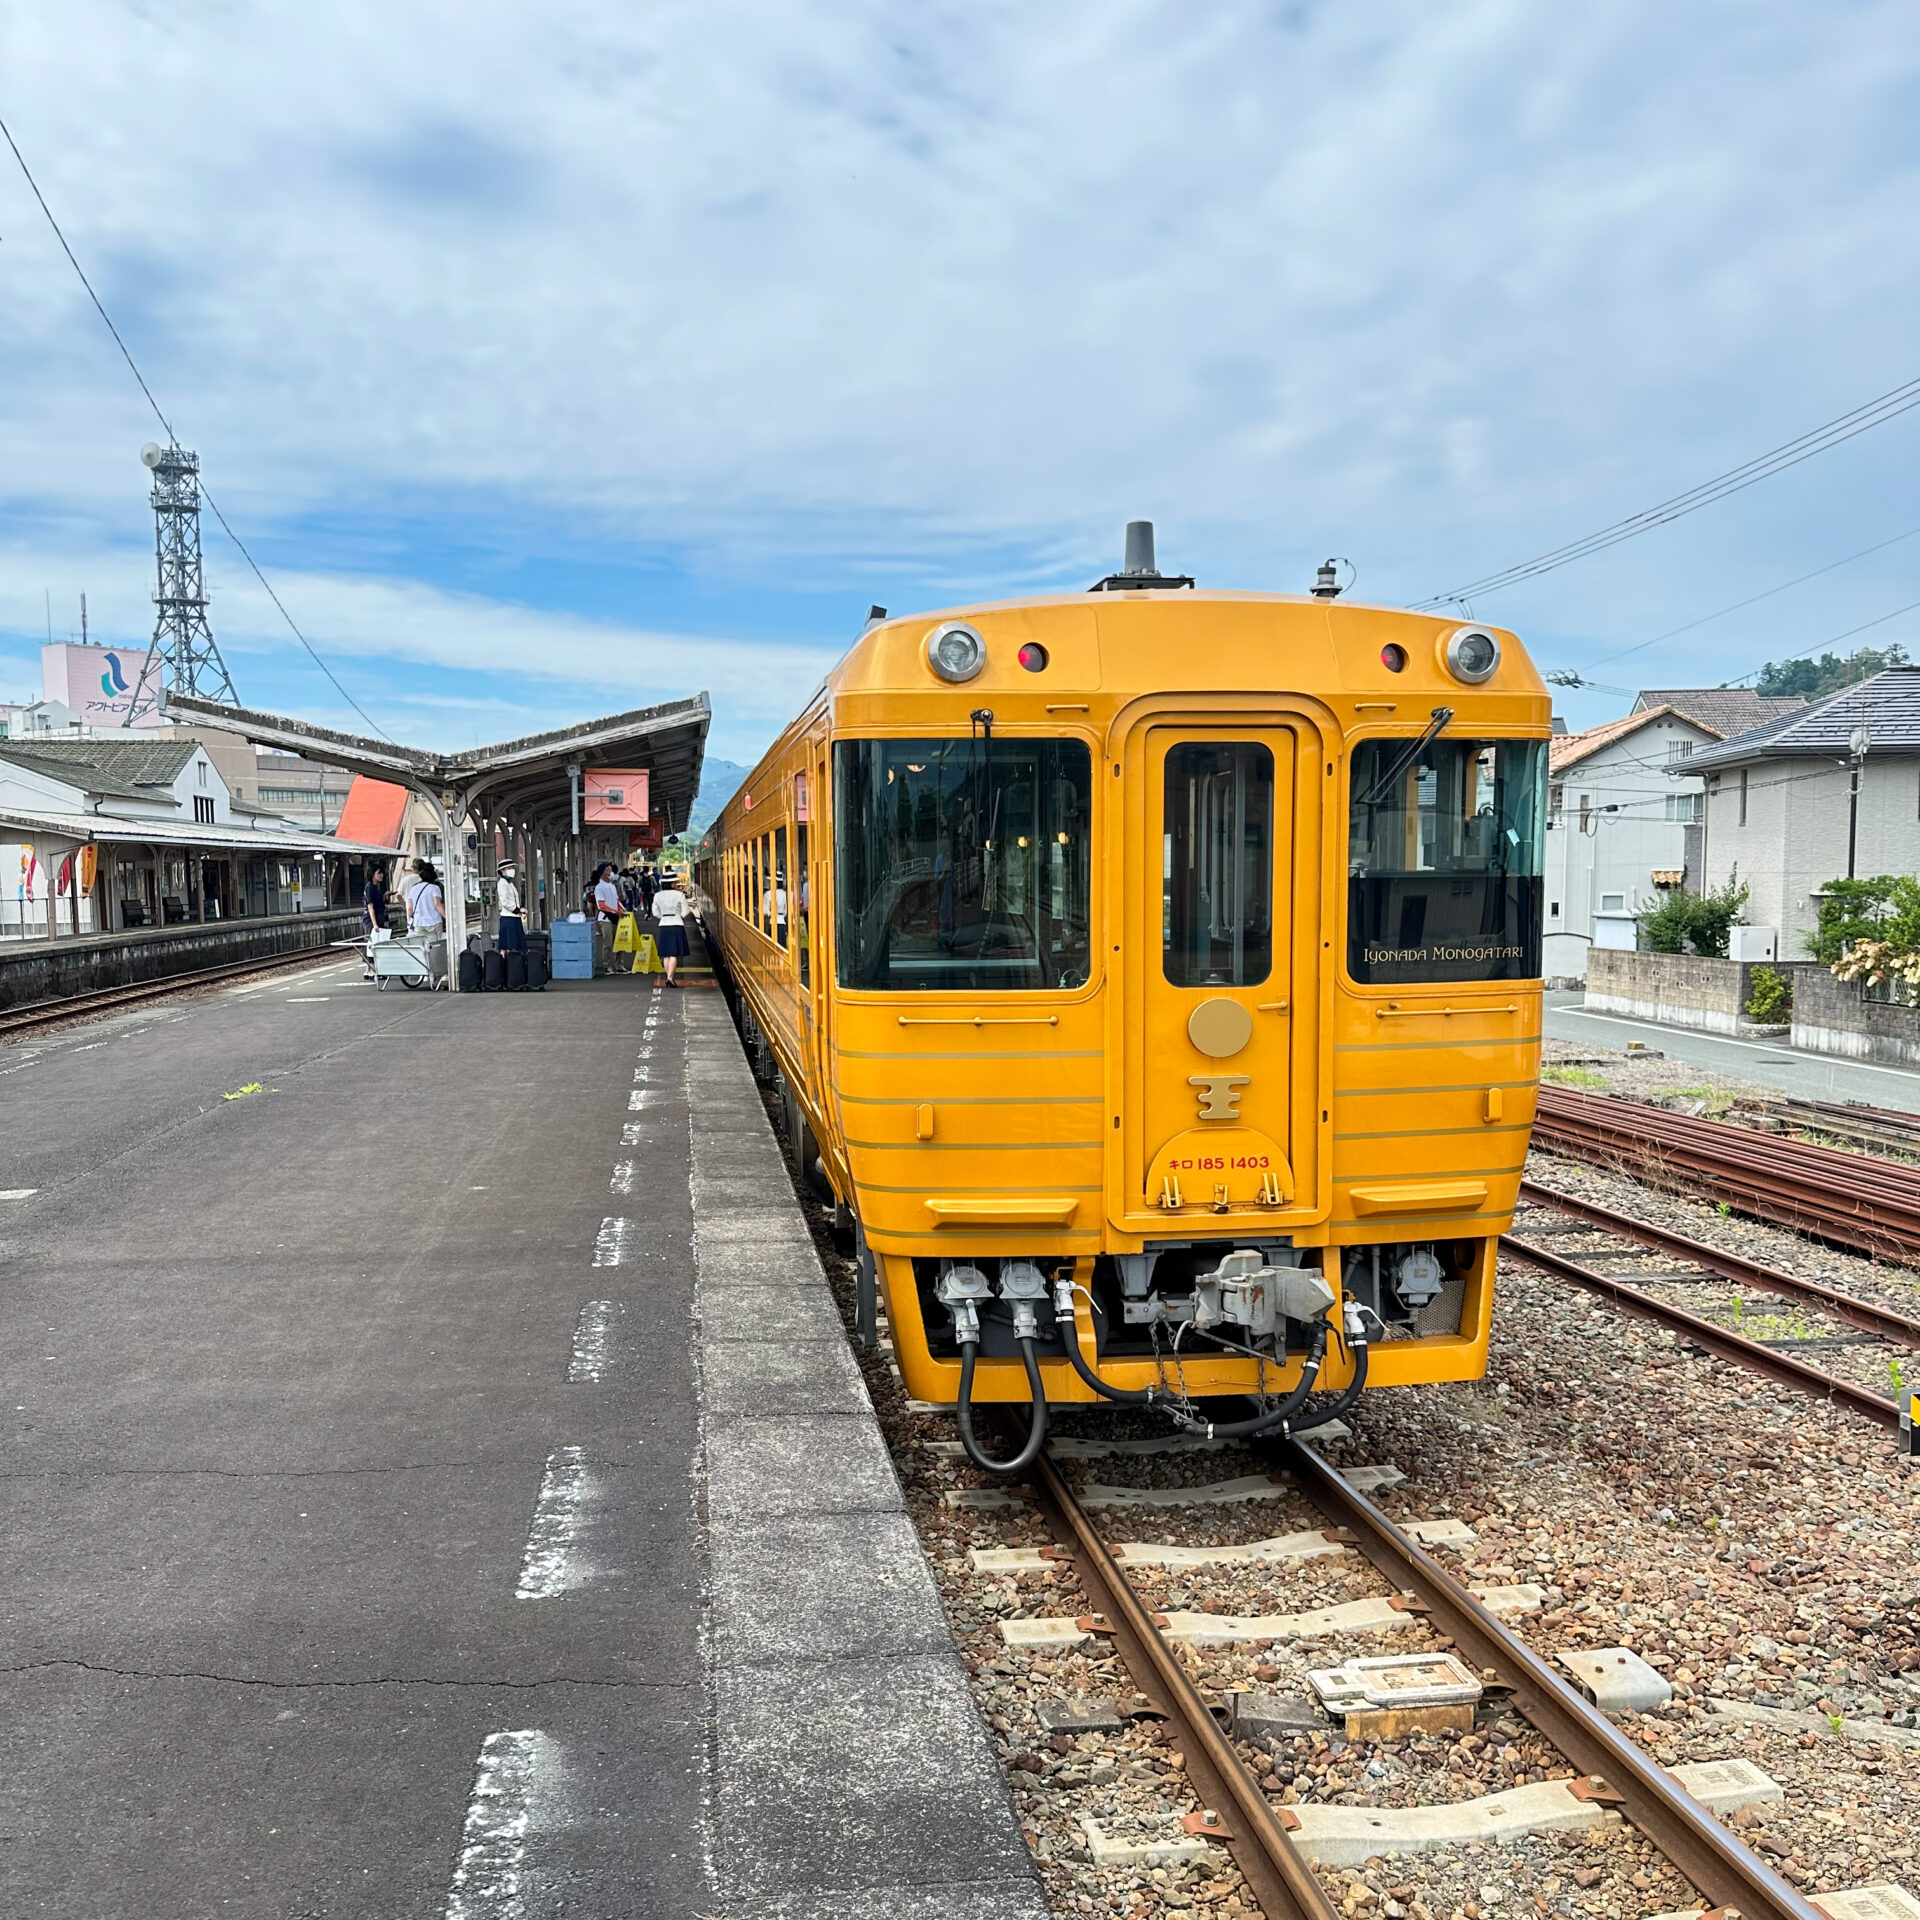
[[361, 863, 388, 981], [406, 860, 445, 932], [651, 874, 690, 987], [495, 860, 527, 956], [639, 865, 657, 918]]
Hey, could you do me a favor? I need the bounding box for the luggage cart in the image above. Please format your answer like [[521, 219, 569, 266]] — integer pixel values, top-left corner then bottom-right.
[[371, 930, 447, 991]]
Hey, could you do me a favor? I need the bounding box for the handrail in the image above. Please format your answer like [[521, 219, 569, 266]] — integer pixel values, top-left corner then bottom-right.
[[896, 1014, 1061, 1027]]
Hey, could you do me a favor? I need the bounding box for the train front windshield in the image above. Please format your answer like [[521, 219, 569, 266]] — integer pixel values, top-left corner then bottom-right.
[[834, 737, 1093, 990], [1347, 736, 1546, 984]]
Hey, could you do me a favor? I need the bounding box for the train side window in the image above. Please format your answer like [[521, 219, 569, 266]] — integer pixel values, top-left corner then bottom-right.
[[833, 737, 1092, 991], [1346, 736, 1546, 983], [773, 824, 790, 949], [1162, 742, 1274, 987], [795, 817, 810, 988]]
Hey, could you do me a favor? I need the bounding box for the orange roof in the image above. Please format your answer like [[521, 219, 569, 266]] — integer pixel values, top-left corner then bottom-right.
[[1549, 704, 1720, 774], [333, 775, 409, 848]]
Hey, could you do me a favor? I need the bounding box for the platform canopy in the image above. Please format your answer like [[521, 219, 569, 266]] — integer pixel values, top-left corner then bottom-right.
[[167, 690, 711, 988], [166, 690, 711, 834]]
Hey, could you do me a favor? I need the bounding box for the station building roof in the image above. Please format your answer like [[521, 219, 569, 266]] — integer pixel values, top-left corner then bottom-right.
[[0, 802, 401, 859], [165, 691, 712, 836]]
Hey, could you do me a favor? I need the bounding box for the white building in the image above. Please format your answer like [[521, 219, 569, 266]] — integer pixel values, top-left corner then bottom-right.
[[1684, 668, 1920, 960], [1544, 705, 1719, 983], [0, 735, 390, 936]]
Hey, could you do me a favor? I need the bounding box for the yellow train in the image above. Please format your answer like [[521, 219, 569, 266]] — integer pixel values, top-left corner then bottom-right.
[[696, 525, 1549, 1471]]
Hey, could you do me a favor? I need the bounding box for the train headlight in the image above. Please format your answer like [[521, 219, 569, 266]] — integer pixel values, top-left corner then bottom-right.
[[925, 621, 987, 683], [1443, 626, 1501, 683]]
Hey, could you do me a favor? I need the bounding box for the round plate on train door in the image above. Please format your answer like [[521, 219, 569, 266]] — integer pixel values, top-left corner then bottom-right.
[[1187, 996, 1253, 1059]]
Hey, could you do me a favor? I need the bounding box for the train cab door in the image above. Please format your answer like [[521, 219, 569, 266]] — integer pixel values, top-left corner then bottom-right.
[[1129, 726, 1299, 1216]]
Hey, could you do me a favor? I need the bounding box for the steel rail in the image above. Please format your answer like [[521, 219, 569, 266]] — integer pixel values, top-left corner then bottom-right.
[[1517, 1181, 1920, 1348], [1532, 1086, 1920, 1261], [1030, 1452, 1340, 1920], [1273, 1438, 1826, 1920], [1501, 1234, 1899, 1430], [0, 945, 345, 1038]]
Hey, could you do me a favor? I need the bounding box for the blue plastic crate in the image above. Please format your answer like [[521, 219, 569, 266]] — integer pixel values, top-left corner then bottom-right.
[[549, 919, 595, 980]]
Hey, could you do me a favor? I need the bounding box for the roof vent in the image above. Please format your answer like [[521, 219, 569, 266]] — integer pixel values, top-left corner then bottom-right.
[[1090, 519, 1195, 593]]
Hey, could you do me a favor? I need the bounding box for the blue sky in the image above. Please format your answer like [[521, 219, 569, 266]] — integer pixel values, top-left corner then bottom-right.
[[3, 0, 1918, 763]]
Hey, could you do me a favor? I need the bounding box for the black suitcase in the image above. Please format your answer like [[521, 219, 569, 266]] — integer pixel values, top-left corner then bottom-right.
[[504, 950, 527, 992], [525, 944, 549, 991], [457, 948, 483, 994], [483, 949, 505, 993]]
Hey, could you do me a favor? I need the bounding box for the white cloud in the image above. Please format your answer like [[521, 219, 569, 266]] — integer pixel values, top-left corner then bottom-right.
[[2, 0, 1918, 741]]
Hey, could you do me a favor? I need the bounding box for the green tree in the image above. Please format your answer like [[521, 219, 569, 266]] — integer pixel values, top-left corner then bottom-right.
[[1635, 871, 1751, 958], [1808, 875, 1920, 963], [1756, 643, 1909, 700]]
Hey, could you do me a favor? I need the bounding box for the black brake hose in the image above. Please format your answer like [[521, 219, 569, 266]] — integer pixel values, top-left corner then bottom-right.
[[956, 1338, 1051, 1476], [1285, 1320, 1371, 1434], [1168, 1325, 1330, 1440], [1055, 1286, 1160, 1404]]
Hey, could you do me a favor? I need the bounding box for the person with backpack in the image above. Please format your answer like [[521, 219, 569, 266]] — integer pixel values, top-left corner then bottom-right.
[[405, 860, 444, 931]]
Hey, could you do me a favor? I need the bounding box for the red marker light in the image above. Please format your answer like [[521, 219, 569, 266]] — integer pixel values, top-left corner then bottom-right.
[[1380, 643, 1407, 673], [1018, 642, 1049, 672]]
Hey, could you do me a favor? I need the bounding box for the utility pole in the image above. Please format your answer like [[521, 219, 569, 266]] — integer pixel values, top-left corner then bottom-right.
[[123, 442, 239, 724], [1846, 727, 1870, 879]]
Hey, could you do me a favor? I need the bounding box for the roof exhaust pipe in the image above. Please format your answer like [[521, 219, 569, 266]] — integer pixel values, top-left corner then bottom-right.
[[1091, 520, 1194, 594]]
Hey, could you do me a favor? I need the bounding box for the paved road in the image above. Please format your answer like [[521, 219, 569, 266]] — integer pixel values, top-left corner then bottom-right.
[[1545, 988, 1920, 1114], [0, 957, 706, 1917]]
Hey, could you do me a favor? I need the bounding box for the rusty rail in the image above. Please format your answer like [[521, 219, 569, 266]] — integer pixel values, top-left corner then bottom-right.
[[0, 944, 345, 1039], [1501, 1233, 1899, 1430], [1532, 1085, 1920, 1261], [1516, 1181, 1920, 1349], [1030, 1452, 1340, 1920], [1275, 1439, 1825, 1920]]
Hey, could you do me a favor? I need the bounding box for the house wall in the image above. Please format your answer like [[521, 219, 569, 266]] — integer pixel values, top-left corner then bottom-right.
[[1702, 755, 1920, 959], [1584, 949, 1817, 1035], [1792, 965, 1920, 1065], [1544, 715, 1712, 982]]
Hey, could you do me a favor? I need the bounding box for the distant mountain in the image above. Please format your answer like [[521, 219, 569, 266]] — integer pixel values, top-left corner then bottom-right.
[[688, 756, 752, 833]]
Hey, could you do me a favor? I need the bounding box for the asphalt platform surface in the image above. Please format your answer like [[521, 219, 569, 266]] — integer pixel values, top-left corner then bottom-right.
[[0, 952, 1041, 1919]]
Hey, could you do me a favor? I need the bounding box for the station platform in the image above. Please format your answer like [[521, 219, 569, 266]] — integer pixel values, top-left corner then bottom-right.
[[0, 949, 1044, 1918]]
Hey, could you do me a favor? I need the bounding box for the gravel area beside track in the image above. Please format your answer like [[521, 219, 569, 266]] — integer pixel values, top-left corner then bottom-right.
[[758, 1079, 1920, 1920], [1522, 1147, 1920, 1398]]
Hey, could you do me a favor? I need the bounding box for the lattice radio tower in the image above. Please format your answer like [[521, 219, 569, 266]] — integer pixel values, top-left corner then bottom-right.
[[122, 441, 238, 724]]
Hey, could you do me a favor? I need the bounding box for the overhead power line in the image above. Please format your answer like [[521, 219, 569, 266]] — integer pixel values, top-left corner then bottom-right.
[[1572, 522, 1920, 675], [1418, 375, 1920, 609], [0, 112, 391, 740]]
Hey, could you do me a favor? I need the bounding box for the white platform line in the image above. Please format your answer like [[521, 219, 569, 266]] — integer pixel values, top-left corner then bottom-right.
[[632, 1067, 649, 1082], [609, 1161, 635, 1196], [517, 1447, 592, 1598], [444, 1727, 548, 1916], [0, 1189, 36, 1201], [620, 1122, 643, 1145], [627, 1090, 655, 1111], [592, 1218, 631, 1266], [569, 1301, 617, 1383]]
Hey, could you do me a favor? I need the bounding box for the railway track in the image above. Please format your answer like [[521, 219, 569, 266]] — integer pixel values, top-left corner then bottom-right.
[[0, 944, 349, 1039], [1001, 1439, 1823, 1920], [1532, 1085, 1920, 1263]]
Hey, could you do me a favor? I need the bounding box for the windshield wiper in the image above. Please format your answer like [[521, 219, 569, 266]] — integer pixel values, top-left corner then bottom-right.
[[1359, 706, 1454, 808]]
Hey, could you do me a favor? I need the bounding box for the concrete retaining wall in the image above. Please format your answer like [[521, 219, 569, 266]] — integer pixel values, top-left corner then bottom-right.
[[1583, 948, 1816, 1037], [1792, 965, 1920, 1066], [0, 910, 362, 1012]]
